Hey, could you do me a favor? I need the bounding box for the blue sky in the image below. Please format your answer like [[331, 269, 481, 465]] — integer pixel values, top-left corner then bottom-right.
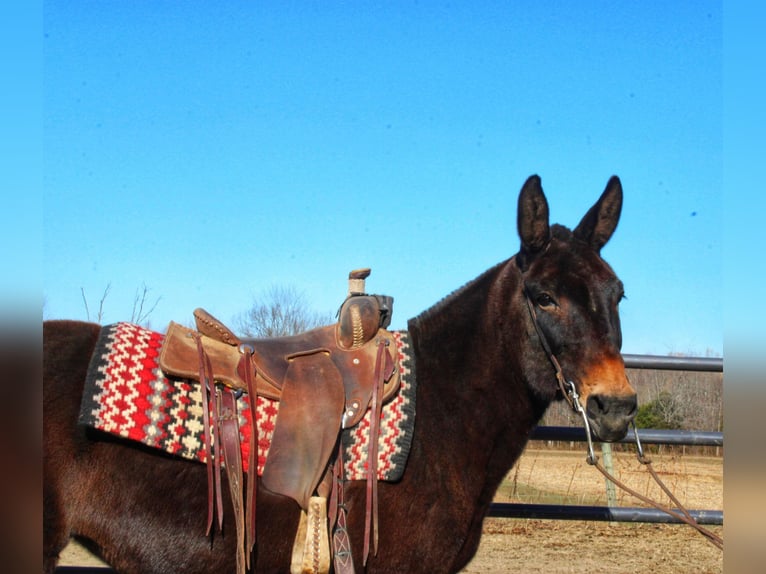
[[42, 2, 722, 356]]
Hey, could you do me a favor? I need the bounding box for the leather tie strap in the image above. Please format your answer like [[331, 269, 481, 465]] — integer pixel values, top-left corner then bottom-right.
[[211, 372, 225, 532], [363, 339, 388, 565], [240, 344, 258, 570], [219, 388, 247, 574], [195, 334, 249, 574], [193, 333, 221, 534], [331, 444, 355, 574]]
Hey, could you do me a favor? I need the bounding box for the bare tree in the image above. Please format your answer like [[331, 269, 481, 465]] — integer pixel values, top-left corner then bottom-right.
[[233, 285, 334, 338], [80, 282, 161, 326], [130, 283, 161, 326], [81, 283, 112, 324]]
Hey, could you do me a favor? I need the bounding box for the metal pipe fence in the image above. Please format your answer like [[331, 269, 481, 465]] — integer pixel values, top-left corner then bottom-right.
[[530, 425, 723, 447], [623, 353, 722, 372]]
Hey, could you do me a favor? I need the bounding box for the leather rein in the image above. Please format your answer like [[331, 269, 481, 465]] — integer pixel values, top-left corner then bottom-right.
[[524, 290, 723, 551]]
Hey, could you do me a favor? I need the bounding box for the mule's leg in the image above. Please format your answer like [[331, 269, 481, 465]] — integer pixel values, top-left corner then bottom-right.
[[42, 321, 101, 573], [42, 321, 303, 573], [43, 479, 70, 574]]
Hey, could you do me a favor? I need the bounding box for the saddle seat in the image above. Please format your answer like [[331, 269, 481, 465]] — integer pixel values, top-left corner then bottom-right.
[[245, 323, 400, 428], [160, 318, 400, 422]]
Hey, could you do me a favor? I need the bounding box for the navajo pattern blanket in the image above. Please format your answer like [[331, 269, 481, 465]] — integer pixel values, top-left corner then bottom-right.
[[79, 322, 416, 482]]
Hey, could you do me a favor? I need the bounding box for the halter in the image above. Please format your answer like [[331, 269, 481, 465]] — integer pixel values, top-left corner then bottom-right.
[[523, 287, 723, 550], [523, 289, 598, 463]]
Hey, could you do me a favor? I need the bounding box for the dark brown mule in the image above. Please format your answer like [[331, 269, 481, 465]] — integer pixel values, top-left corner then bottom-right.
[[43, 175, 636, 573]]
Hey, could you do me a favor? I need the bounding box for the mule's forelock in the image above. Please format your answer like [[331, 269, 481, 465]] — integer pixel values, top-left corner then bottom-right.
[[573, 176, 623, 253], [516, 174, 551, 271]]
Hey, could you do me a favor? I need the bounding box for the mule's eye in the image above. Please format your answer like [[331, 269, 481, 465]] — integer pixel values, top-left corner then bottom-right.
[[535, 293, 556, 308]]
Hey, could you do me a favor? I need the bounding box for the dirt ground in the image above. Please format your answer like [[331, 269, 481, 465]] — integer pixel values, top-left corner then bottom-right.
[[58, 449, 723, 573], [461, 518, 723, 574], [462, 449, 723, 574]]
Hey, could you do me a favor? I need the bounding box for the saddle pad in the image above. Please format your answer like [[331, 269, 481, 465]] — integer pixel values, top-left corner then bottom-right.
[[79, 322, 416, 481]]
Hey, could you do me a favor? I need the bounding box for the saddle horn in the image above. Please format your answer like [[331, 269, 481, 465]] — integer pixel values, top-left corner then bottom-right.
[[348, 267, 372, 296]]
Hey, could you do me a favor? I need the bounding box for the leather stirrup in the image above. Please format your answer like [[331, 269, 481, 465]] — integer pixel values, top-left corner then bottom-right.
[[290, 496, 331, 574]]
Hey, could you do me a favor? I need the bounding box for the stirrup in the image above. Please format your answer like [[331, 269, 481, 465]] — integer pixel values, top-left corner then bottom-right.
[[290, 496, 331, 574]]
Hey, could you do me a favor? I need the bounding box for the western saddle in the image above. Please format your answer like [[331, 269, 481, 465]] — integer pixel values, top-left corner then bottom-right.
[[159, 269, 400, 574]]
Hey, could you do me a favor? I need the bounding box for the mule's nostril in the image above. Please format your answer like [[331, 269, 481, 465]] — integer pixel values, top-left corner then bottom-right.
[[590, 394, 607, 415], [616, 394, 638, 421], [587, 394, 637, 420], [586, 394, 638, 442]]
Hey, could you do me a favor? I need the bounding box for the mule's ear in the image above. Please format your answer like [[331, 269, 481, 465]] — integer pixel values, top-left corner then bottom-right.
[[573, 176, 623, 252], [517, 175, 551, 269]]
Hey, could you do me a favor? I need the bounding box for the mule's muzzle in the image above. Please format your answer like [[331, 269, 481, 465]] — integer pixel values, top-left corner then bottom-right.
[[585, 393, 637, 442]]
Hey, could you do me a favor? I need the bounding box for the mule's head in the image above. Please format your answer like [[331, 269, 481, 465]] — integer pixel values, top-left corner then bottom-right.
[[516, 175, 637, 441]]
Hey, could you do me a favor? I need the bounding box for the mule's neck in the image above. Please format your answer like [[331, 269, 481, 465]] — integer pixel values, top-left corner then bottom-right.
[[406, 258, 552, 496]]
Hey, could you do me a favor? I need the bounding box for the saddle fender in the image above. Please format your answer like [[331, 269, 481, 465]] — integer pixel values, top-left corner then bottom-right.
[[260, 351, 345, 509]]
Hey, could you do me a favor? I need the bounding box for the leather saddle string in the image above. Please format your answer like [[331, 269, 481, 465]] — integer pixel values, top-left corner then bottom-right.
[[211, 365, 226, 532], [330, 443, 355, 574], [363, 339, 388, 566], [193, 333, 222, 534], [219, 387, 247, 574], [328, 450, 339, 530], [240, 345, 258, 569]]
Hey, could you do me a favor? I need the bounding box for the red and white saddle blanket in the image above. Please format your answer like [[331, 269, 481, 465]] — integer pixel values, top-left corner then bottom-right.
[[79, 321, 416, 481]]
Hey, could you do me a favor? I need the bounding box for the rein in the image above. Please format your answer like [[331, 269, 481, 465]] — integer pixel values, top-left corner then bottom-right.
[[524, 292, 723, 551]]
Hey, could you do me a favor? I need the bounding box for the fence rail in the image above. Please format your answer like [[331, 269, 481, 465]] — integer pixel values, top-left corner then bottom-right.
[[490, 353, 724, 525], [530, 425, 723, 446], [489, 504, 723, 524], [623, 353, 722, 372]]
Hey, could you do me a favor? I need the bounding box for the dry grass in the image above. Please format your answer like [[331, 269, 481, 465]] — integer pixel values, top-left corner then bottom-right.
[[461, 447, 723, 573], [498, 448, 722, 509], [462, 518, 723, 574]]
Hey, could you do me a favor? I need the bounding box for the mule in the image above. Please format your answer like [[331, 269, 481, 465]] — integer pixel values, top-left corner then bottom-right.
[[43, 174, 637, 573]]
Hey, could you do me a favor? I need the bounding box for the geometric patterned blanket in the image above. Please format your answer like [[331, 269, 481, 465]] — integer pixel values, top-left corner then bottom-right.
[[79, 322, 417, 482]]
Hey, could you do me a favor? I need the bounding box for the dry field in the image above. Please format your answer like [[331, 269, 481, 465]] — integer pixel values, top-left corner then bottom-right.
[[58, 448, 723, 573], [461, 448, 723, 573]]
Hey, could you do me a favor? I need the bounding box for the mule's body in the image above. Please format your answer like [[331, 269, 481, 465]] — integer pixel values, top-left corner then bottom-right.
[[43, 175, 637, 573]]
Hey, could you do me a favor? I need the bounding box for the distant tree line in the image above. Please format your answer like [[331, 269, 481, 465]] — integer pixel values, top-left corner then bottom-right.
[[232, 285, 334, 337], [71, 282, 333, 336]]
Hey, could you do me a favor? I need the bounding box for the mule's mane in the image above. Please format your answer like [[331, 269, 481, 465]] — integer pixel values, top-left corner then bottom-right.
[[551, 223, 573, 240], [409, 224, 578, 327], [408, 258, 511, 326]]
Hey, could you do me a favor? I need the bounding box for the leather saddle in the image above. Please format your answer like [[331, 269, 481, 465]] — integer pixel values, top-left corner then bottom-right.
[[158, 269, 400, 574]]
